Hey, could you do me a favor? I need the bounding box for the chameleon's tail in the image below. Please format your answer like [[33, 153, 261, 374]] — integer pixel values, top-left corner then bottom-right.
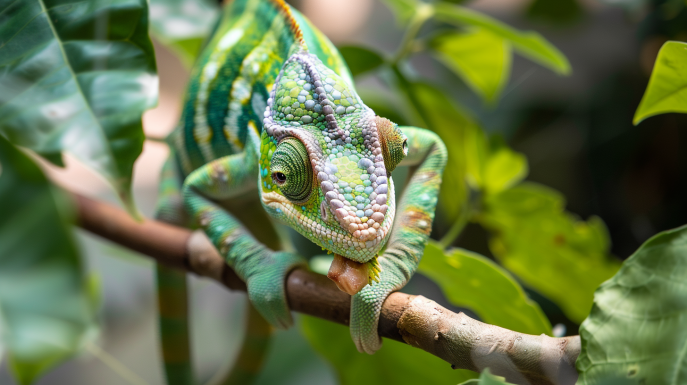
[[155, 156, 194, 385], [156, 264, 194, 385], [212, 301, 273, 385]]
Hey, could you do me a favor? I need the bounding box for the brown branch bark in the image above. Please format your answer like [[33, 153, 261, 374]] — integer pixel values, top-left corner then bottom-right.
[[72, 192, 580, 385]]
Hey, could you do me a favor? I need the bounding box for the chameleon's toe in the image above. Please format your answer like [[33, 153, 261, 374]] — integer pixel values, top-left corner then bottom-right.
[[245, 252, 306, 329], [350, 280, 396, 354]]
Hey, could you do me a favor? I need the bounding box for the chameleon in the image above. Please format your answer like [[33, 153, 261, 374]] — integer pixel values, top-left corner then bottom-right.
[[154, 0, 447, 382]]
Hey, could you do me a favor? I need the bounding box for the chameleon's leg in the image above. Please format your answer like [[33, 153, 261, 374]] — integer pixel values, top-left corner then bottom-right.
[[350, 127, 447, 354], [182, 142, 305, 329], [154, 157, 194, 385]]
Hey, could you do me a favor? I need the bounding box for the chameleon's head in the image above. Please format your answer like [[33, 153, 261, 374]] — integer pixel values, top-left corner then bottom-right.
[[259, 53, 408, 293]]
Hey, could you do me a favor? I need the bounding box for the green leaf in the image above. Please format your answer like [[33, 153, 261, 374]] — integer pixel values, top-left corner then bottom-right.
[[0, 0, 158, 215], [300, 315, 477, 385], [149, 0, 220, 68], [478, 183, 621, 323], [433, 3, 571, 75], [633, 41, 687, 125], [0, 136, 96, 385], [577, 225, 687, 385], [338, 45, 386, 78], [459, 368, 515, 385], [430, 29, 512, 103], [380, 0, 419, 24], [420, 242, 551, 335], [466, 134, 528, 194]]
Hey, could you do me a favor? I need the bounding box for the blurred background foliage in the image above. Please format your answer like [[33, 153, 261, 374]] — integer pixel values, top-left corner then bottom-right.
[[1, 0, 687, 384]]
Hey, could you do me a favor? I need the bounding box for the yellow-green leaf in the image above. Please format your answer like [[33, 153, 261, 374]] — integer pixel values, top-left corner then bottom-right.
[[0, 136, 96, 385], [300, 315, 477, 385], [430, 29, 512, 103], [577, 225, 687, 384], [420, 242, 551, 335], [380, 0, 419, 24], [433, 3, 571, 75], [478, 183, 621, 323], [633, 41, 687, 125]]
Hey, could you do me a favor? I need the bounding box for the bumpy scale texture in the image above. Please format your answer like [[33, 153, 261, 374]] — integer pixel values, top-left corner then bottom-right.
[[259, 53, 396, 262]]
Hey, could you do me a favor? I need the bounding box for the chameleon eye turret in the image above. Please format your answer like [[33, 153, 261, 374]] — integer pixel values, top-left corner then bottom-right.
[[270, 137, 313, 203], [376, 116, 408, 173]]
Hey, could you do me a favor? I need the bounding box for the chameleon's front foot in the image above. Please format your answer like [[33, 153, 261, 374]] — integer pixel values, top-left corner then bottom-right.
[[349, 279, 397, 354], [244, 251, 306, 329]]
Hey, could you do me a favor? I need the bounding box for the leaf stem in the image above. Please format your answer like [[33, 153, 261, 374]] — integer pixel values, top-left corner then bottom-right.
[[391, 3, 434, 65], [86, 342, 151, 385], [438, 204, 471, 249]]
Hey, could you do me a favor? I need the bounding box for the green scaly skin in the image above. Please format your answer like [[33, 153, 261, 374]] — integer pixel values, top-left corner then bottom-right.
[[154, 2, 447, 379]]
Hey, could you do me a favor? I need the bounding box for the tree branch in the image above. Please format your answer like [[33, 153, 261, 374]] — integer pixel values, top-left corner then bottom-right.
[[72, 193, 580, 385]]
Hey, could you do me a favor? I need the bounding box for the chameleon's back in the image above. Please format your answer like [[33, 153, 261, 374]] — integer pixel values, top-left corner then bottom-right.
[[170, 0, 354, 176]]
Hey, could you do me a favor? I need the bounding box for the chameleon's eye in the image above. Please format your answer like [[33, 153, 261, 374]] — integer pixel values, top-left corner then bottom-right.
[[375, 116, 407, 173], [270, 137, 313, 203]]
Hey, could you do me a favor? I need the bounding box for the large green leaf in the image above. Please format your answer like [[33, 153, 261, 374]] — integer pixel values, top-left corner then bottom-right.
[[300, 315, 477, 385], [430, 29, 511, 103], [420, 242, 551, 335], [433, 3, 571, 75], [459, 368, 515, 385], [338, 45, 386, 78], [478, 183, 621, 323], [0, 136, 95, 385], [0, 0, 158, 215], [577, 225, 687, 385], [149, 0, 219, 68], [633, 41, 687, 125]]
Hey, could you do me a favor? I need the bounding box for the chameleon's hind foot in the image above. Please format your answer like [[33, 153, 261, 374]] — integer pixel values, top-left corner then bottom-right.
[[245, 251, 306, 329]]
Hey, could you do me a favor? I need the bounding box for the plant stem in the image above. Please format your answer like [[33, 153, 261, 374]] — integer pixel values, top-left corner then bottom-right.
[[86, 342, 151, 385], [391, 3, 434, 65], [438, 206, 471, 249]]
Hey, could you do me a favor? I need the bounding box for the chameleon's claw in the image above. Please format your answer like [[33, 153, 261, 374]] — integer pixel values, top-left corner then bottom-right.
[[245, 251, 306, 329]]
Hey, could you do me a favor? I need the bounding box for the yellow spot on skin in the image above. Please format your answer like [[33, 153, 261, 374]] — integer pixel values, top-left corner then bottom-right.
[[447, 258, 461, 269]]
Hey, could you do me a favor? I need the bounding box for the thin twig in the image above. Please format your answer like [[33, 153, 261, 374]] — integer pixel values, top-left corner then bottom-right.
[[86, 342, 151, 385]]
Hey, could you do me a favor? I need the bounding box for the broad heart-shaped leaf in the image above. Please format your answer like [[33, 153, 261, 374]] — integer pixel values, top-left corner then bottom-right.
[[430, 29, 512, 103], [149, 0, 219, 68], [0, 136, 95, 385], [338, 45, 385, 78], [459, 368, 515, 385], [576, 225, 687, 385], [478, 183, 621, 324], [300, 315, 477, 385], [419, 242, 551, 335], [633, 41, 687, 125], [433, 3, 571, 76], [0, 0, 158, 215]]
